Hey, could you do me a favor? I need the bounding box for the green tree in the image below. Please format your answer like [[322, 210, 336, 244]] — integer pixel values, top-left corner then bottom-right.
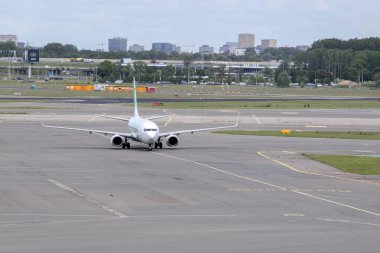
[[97, 60, 117, 82], [161, 65, 176, 82], [183, 54, 193, 83], [374, 73, 380, 87], [133, 61, 148, 83], [43, 42, 79, 57], [276, 71, 290, 87], [120, 64, 135, 82]]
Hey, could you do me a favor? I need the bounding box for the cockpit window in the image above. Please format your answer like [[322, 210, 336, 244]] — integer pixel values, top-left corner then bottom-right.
[[144, 129, 158, 132]]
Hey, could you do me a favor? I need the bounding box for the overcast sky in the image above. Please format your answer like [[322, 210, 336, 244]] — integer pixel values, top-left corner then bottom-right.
[[1, 0, 379, 51]]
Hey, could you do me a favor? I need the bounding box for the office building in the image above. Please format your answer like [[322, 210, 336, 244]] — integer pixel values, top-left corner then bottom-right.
[[220, 42, 238, 54], [261, 39, 277, 50], [108, 37, 128, 52], [238, 33, 255, 49], [152, 43, 180, 54], [129, 44, 145, 52], [199, 45, 214, 54], [0, 34, 18, 45]]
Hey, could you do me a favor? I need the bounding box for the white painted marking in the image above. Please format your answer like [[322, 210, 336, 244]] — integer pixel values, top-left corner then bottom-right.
[[252, 114, 261, 124], [62, 100, 85, 102], [159, 114, 174, 127], [316, 218, 380, 227], [282, 151, 296, 154], [48, 179, 127, 218], [283, 213, 304, 217], [293, 190, 380, 217], [354, 150, 376, 153], [305, 125, 327, 128], [129, 214, 238, 218], [292, 189, 351, 193], [0, 213, 108, 217], [153, 152, 287, 191], [5, 217, 120, 227], [228, 188, 280, 192], [281, 112, 299, 115], [257, 152, 380, 185]]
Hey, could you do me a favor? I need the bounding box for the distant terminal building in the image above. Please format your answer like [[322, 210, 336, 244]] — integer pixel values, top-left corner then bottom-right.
[[108, 37, 128, 52], [296, 45, 310, 52], [199, 45, 214, 54], [232, 48, 247, 56], [238, 33, 255, 49], [152, 43, 180, 54], [261, 39, 277, 50], [0, 34, 18, 45], [129, 44, 144, 52]]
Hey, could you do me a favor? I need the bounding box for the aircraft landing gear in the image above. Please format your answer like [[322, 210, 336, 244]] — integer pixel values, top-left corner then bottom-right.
[[122, 140, 131, 149], [154, 142, 163, 149], [148, 144, 153, 151]]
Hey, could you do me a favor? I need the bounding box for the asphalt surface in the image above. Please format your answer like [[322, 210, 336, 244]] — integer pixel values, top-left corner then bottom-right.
[[0, 94, 380, 104], [1, 103, 380, 252]]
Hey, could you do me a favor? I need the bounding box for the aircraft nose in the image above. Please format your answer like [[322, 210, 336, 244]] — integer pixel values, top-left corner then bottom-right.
[[147, 132, 158, 143]]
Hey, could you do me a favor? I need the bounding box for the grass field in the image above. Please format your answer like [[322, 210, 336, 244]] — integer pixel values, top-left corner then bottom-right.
[[215, 130, 380, 140], [1, 80, 380, 109], [140, 100, 380, 109], [304, 154, 380, 175]]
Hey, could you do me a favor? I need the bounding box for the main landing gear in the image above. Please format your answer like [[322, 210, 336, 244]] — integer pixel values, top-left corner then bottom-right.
[[122, 140, 130, 149], [148, 142, 162, 151], [154, 142, 163, 149]]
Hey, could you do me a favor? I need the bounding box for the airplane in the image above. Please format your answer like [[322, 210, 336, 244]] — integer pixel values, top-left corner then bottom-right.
[[42, 78, 240, 151]]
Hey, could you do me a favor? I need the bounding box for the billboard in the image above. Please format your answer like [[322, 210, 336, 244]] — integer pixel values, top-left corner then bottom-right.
[[25, 49, 40, 63]]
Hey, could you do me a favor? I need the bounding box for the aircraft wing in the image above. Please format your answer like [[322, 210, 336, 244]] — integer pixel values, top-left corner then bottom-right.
[[92, 114, 171, 122], [41, 120, 133, 138], [146, 115, 172, 120], [91, 114, 130, 122], [159, 113, 240, 138]]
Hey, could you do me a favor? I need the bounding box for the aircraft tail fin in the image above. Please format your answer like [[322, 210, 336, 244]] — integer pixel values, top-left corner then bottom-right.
[[133, 77, 139, 117]]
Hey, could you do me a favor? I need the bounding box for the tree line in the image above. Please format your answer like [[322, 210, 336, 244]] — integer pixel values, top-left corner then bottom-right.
[[1, 37, 380, 87], [290, 38, 380, 86]]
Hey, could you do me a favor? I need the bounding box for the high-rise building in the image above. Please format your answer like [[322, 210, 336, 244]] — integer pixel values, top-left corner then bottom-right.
[[108, 37, 128, 52], [219, 42, 238, 53], [261, 39, 277, 50], [199, 45, 214, 54], [0, 34, 18, 45], [238, 33, 255, 49], [129, 44, 144, 52], [152, 43, 180, 54]]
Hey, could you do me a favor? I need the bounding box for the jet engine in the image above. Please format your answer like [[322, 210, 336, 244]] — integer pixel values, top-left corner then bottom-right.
[[166, 135, 179, 147], [111, 135, 123, 146]]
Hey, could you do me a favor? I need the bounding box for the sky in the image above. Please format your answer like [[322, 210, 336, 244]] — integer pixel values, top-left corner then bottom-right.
[[1, 0, 379, 51]]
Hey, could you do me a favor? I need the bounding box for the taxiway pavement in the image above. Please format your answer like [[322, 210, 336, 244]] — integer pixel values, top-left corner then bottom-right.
[[0, 103, 380, 252]]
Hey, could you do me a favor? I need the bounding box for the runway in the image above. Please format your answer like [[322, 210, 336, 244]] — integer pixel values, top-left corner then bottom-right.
[[1, 103, 380, 252]]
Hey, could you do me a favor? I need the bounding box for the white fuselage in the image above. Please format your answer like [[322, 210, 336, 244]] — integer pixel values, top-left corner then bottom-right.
[[128, 116, 159, 144]]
